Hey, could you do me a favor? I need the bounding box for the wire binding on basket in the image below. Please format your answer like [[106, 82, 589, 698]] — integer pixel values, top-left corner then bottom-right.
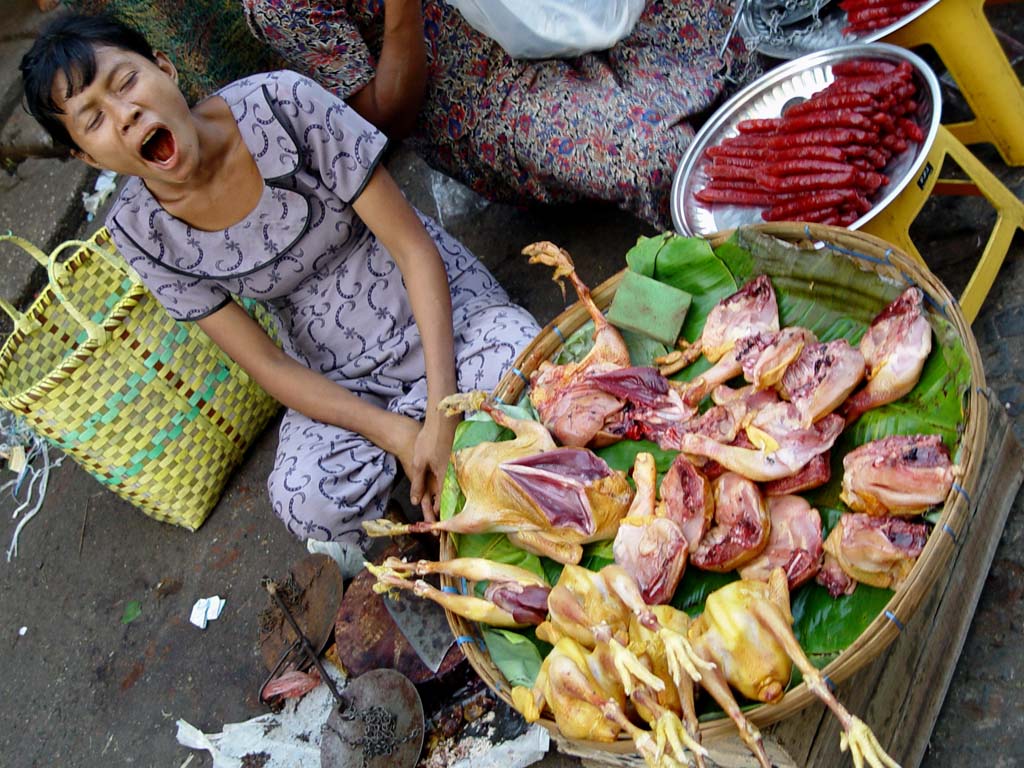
[[941, 523, 958, 543], [883, 610, 906, 632], [952, 482, 971, 505], [553, 326, 566, 343], [441, 585, 459, 594], [510, 367, 529, 385]]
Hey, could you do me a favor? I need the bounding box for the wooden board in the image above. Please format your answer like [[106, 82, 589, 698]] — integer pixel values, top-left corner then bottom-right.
[[564, 388, 1024, 768]]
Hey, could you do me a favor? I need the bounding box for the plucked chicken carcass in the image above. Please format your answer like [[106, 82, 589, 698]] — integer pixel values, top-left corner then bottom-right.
[[523, 242, 631, 447], [690, 569, 901, 768], [739, 495, 823, 589], [366, 556, 551, 628], [362, 392, 634, 564], [588, 366, 699, 444], [844, 287, 932, 424], [841, 433, 958, 516], [780, 337, 865, 426], [608, 450, 717, 603], [657, 275, 780, 375], [691, 472, 771, 572], [676, 400, 845, 482], [675, 326, 809, 409], [613, 453, 690, 605], [818, 513, 929, 597], [512, 636, 695, 768]]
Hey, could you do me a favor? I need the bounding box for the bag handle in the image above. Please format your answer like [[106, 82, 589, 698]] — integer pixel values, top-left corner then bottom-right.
[[0, 233, 138, 344]]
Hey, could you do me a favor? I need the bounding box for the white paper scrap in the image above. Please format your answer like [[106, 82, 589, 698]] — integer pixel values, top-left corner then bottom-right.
[[189, 596, 226, 630]]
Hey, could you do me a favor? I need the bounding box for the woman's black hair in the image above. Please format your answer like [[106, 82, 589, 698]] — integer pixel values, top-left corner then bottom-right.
[[20, 13, 156, 151]]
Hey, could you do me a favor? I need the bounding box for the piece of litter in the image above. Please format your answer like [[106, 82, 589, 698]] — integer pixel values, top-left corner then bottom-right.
[[5, 446, 26, 474], [121, 600, 142, 624], [82, 169, 118, 221], [190, 596, 226, 630], [18, 626, 27, 637]]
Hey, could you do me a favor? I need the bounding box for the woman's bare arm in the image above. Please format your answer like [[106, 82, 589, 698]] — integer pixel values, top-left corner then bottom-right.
[[347, 0, 427, 139], [197, 301, 422, 471], [352, 165, 458, 517]]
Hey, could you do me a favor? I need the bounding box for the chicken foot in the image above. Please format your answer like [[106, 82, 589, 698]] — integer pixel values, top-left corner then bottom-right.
[[748, 599, 900, 768]]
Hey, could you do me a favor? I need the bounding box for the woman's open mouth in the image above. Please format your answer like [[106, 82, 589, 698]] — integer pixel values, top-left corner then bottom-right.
[[140, 127, 177, 165]]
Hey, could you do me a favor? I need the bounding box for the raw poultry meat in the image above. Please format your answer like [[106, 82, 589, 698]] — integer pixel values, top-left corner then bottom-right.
[[763, 451, 831, 496], [657, 275, 780, 375], [367, 556, 551, 628], [739, 495, 823, 589], [818, 513, 929, 596], [690, 569, 900, 768], [511, 636, 686, 767], [844, 287, 932, 424], [588, 366, 699, 443], [659, 453, 715, 552], [781, 337, 866, 426], [676, 401, 845, 482], [362, 392, 634, 564], [612, 453, 690, 605], [537, 563, 660, 649], [523, 242, 631, 447], [691, 472, 771, 572], [841, 433, 958, 516]]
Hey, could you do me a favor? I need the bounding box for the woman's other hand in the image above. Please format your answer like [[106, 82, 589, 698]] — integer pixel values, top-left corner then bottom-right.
[[409, 410, 460, 521]]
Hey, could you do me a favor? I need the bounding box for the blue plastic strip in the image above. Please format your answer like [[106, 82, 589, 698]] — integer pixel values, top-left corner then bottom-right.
[[455, 635, 476, 646], [822, 674, 836, 693], [441, 586, 459, 594], [884, 610, 905, 632], [553, 326, 566, 343], [952, 482, 971, 505], [511, 367, 529, 385], [941, 523, 957, 543], [460, 576, 469, 595]]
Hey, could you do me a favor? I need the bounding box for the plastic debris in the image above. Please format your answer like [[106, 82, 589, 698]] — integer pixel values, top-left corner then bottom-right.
[[189, 596, 226, 629], [121, 600, 142, 624], [18, 626, 27, 637], [176, 666, 343, 767], [82, 169, 118, 221], [2, 410, 65, 561], [450, 724, 549, 768]]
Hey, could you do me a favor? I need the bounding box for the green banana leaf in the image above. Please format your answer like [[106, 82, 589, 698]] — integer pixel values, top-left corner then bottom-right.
[[439, 228, 971, 698]]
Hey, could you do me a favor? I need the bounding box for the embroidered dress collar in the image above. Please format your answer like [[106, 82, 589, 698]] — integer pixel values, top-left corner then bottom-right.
[[109, 82, 309, 279]]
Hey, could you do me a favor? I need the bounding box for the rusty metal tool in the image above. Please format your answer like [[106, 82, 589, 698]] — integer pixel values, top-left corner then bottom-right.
[[261, 578, 425, 768]]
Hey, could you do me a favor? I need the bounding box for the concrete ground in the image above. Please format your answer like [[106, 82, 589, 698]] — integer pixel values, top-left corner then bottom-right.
[[1, 1, 1022, 766]]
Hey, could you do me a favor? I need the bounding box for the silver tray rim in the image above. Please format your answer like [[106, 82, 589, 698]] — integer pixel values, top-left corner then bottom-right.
[[670, 42, 942, 237], [737, 0, 944, 60]]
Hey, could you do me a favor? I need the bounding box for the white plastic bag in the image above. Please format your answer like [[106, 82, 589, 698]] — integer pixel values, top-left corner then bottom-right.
[[449, 0, 647, 59]]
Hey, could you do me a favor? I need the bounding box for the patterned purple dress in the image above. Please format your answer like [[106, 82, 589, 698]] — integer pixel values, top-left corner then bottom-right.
[[242, 0, 764, 229], [105, 71, 540, 546]]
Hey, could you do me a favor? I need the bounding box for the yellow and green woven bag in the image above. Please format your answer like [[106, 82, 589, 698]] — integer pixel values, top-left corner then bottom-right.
[[0, 229, 281, 530]]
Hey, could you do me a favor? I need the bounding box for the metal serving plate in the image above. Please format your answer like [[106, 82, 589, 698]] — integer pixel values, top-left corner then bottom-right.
[[671, 43, 941, 237], [736, 0, 943, 60]]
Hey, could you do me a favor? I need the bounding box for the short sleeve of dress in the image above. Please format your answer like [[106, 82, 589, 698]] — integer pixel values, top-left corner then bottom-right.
[[106, 217, 232, 322], [266, 71, 389, 203], [242, 0, 376, 99]]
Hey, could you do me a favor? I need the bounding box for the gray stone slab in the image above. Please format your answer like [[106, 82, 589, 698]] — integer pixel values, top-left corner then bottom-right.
[[0, 157, 95, 306]]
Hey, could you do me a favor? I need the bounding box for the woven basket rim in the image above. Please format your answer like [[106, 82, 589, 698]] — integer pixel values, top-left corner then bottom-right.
[[0, 229, 148, 409], [440, 223, 987, 742]]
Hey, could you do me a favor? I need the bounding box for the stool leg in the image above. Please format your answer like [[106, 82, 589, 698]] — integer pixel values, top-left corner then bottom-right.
[[884, 0, 1024, 166], [938, 138, 1024, 321]]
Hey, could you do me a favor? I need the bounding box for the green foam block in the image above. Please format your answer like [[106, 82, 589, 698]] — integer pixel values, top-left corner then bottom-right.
[[606, 270, 692, 347]]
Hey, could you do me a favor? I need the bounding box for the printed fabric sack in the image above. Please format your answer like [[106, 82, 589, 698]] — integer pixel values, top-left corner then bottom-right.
[[0, 229, 280, 530], [448, 0, 646, 59]]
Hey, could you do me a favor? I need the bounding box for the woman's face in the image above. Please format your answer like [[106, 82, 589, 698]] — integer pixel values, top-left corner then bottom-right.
[[53, 46, 200, 184]]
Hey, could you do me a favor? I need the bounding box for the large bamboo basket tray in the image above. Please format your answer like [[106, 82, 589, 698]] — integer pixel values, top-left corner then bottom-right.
[[439, 222, 986, 753]]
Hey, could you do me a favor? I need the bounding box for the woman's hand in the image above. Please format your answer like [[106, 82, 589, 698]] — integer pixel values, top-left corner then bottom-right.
[[409, 410, 460, 521]]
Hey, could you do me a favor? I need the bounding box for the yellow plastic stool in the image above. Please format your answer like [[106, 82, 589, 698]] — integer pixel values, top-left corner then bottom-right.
[[882, 0, 1024, 166], [860, 125, 1024, 322]]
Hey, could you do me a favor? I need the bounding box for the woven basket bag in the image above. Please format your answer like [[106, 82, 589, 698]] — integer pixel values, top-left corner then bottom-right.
[[0, 229, 281, 531], [439, 222, 987, 761]]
